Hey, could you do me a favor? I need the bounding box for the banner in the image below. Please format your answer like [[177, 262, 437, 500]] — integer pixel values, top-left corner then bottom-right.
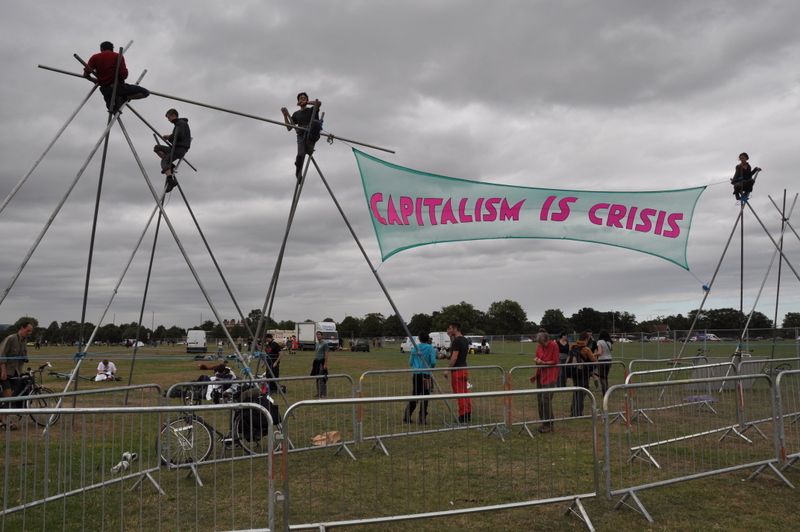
[[353, 149, 705, 270]]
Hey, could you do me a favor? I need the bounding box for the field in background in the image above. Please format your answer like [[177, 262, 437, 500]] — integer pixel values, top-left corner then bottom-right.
[[14, 342, 800, 531]]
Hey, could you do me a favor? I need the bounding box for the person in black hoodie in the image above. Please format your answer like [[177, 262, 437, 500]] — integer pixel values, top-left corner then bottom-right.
[[153, 108, 192, 192]]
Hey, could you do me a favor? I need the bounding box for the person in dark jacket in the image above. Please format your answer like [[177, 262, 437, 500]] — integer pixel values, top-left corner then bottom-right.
[[731, 152, 761, 200], [281, 92, 322, 180], [153, 109, 192, 192]]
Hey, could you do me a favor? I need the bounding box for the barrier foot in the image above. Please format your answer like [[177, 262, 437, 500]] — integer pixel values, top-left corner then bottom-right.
[[370, 437, 390, 456], [130, 471, 166, 495], [628, 447, 661, 469], [185, 463, 204, 486], [485, 423, 506, 442], [747, 462, 796, 488], [517, 422, 535, 439], [607, 411, 626, 425], [333, 442, 357, 461], [629, 410, 653, 424], [613, 490, 654, 523], [718, 426, 752, 444], [697, 401, 717, 414], [780, 454, 799, 472], [739, 422, 768, 441], [564, 497, 595, 532], [789, 413, 800, 426]]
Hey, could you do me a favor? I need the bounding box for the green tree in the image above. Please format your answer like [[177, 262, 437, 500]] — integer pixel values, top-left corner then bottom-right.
[[44, 320, 59, 343], [407, 313, 433, 334], [277, 320, 296, 331], [338, 316, 361, 340], [432, 301, 482, 333], [211, 323, 227, 340], [230, 323, 249, 340], [360, 313, 385, 338], [165, 325, 186, 339], [199, 320, 215, 332], [539, 309, 571, 335], [382, 314, 406, 337], [748, 311, 772, 329], [486, 300, 527, 334], [782, 312, 800, 329], [570, 307, 606, 333]]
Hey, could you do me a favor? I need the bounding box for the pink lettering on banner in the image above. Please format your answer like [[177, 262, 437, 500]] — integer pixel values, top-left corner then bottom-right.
[[441, 199, 458, 224], [499, 199, 525, 221], [371, 193, 387, 225], [400, 196, 414, 225], [423, 198, 443, 225], [474, 198, 484, 221], [386, 196, 403, 225], [459, 198, 473, 222], [541, 196, 578, 221]]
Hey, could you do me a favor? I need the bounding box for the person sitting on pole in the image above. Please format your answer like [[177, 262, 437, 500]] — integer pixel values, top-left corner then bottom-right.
[[281, 92, 322, 180], [153, 108, 192, 192], [731, 152, 761, 201], [83, 41, 149, 112]]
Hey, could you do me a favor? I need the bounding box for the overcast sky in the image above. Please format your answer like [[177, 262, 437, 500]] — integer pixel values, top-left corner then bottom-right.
[[2, 1, 800, 333]]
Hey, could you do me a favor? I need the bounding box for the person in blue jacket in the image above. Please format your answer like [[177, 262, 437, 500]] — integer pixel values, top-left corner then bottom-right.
[[403, 331, 437, 425]]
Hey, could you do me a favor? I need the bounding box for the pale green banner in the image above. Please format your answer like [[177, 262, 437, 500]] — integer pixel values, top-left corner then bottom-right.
[[353, 149, 705, 269]]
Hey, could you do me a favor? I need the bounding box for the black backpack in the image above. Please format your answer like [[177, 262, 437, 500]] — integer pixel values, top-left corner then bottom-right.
[[565, 345, 584, 379]]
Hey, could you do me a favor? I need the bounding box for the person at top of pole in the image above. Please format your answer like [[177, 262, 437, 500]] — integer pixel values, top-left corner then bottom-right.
[[83, 41, 149, 112], [281, 92, 322, 180], [731, 152, 761, 201]]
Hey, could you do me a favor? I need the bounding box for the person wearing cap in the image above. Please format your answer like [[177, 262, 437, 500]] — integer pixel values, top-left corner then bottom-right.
[[263, 333, 283, 394]]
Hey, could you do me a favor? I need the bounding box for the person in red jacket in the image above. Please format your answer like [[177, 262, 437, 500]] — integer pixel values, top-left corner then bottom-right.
[[84, 41, 150, 112], [533, 331, 560, 433]]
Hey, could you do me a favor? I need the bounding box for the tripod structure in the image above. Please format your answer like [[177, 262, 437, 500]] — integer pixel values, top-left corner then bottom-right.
[[675, 192, 800, 361], [1, 42, 457, 416]]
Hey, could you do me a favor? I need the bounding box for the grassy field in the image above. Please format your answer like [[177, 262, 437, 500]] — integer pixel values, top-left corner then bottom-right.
[[5, 342, 800, 531]]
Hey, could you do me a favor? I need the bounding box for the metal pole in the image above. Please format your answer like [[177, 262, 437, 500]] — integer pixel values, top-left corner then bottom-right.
[[0, 85, 98, 216], [114, 117, 248, 370], [0, 114, 121, 307], [38, 64, 395, 154], [675, 206, 744, 358], [308, 155, 452, 404]]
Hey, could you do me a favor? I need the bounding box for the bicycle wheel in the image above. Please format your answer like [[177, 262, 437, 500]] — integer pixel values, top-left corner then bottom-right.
[[233, 412, 266, 455], [28, 387, 59, 426], [182, 387, 203, 406], [159, 417, 214, 465]]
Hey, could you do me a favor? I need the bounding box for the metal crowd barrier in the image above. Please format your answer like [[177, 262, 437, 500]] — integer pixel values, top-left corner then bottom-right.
[[506, 362, 627, 430], [627, 355, 709, 374], [602, 374, 792, 523], [0, 403, 275, 531], [280, 389, 600, 531], [775, 369, 800, 470], [357, 366, 506, 444]]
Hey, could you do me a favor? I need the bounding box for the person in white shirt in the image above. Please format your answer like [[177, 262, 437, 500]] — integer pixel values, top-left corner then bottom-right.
[[96, 359, 118, 381]]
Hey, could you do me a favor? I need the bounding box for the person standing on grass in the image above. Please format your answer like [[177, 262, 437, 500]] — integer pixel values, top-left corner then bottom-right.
[[444, 322, 472, 424], [568, 331, 597, 417], [595, 329, 614, 395], [403, 332, 437, 425], [556, 331, 570, 387], [533, 331, 559, 433], [311, 331, 329, 398], [0, 321, 33, 431], [263, 333, 283, 394]]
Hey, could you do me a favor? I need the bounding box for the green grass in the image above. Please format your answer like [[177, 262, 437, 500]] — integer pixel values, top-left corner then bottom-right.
[[2, 344, 799, 531]]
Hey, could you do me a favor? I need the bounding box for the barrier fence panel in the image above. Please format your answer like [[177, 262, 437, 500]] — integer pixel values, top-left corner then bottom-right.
[[0, 403, 275, 532], [357, 366, 506, 444], [165, 374, 357, 455], [280, 390, 599, 531], [627, 355, 709, 374], [506, 362, 627, 430], [775, 370, 800, 470], [602, 375, 792, 523]]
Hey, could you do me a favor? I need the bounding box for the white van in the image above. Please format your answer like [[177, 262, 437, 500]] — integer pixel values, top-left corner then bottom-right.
[[186, 330, 208, 353]]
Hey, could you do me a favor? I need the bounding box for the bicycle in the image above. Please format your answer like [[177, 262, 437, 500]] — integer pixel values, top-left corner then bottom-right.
[[4, 362, 60, 427], [160, 385, 276, 464]]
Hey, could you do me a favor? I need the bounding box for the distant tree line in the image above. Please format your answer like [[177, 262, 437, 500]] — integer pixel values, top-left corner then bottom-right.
[[1, 304, 792, 345]]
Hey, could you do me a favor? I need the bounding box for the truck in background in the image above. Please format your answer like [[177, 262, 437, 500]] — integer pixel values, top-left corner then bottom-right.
[[296, 321, 339, 351], [186, 330, 208, 353], [401, 332, 451, 353]]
